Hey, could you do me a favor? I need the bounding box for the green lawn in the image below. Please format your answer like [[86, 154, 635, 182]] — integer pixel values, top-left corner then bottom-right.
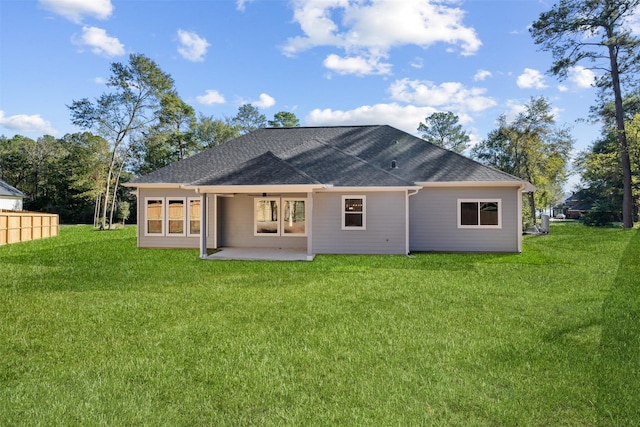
[[1, 223, 638, 426]]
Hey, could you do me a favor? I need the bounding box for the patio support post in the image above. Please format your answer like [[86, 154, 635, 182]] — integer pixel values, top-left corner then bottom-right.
[[306, 191, 313, 260], [199, 192, 208, 259]]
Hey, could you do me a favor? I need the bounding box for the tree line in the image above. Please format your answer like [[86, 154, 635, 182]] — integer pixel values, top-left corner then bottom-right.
[[1, 53, 299, 226]]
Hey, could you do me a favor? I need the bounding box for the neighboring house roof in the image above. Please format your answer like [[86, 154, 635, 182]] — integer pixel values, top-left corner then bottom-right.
[[568, 202, 594, 212], [130, 125, 530, 188], [0, 179, 25, 198]]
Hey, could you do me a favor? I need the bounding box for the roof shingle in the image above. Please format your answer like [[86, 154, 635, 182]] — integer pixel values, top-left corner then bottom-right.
[[130, 125, 526, 188]]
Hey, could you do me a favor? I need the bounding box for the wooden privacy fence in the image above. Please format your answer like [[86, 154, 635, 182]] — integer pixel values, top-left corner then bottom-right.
[[0, 211, 59, 245]]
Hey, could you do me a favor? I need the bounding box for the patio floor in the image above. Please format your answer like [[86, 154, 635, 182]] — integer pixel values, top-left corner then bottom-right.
[[205, 247, 314, 261]]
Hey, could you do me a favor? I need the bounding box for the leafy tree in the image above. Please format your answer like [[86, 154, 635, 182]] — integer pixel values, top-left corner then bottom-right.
[[531, 0, 640, 227], [232, 104, 266, 134], [0, 135, 33, 190], [117, 200, 130, 225], [131, 130, 174, 176], [69, 53, 175, 229], [473, 97, 574, 226], [268, 111, 300, 128], [196, 114, 240, 148], [156, 91, 198, 160], [60, 132, 111, 223], [576, 113, 640, 218], [132, 92, 197, 175], [417, 112, 470, 153]]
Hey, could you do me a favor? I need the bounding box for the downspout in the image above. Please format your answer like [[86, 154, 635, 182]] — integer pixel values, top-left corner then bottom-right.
[[406, 188, 420, 255], [307, 191, 314, 261], [518, 184, 525, 253], [199, 190, 208, 259]]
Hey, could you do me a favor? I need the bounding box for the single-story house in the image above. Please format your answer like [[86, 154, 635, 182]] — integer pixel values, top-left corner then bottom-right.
[[0, 179, 25, 211], [126, 125, 534, 259]]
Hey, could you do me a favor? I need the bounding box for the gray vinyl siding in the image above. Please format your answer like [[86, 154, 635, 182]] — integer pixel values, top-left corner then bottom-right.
[[311, 191, 407, 255], [137, 188, 202, 249], [217, 194, 306, 249], [409, 187, 520, 253]]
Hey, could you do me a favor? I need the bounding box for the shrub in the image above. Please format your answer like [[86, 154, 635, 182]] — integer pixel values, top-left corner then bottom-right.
[[581, 202, 618, 226]]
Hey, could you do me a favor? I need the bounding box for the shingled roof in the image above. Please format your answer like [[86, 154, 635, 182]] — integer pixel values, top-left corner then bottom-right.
[[130, 125, 528, 188], [0, 179, 25, 198]]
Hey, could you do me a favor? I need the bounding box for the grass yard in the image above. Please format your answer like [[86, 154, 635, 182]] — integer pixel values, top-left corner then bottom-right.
[[1, 223, 638, 426]]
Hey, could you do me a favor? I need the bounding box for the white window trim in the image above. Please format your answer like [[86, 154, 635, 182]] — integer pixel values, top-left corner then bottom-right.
[[187, 196, 202, 237], [254, 197, 281, 236], [282, 198, 308, 237], [165, 197, 187, 236], [341, 195, 367, 230], [457, 198, 502, 229], [144, 197, 165, 236], [253, 197, 308, 237]]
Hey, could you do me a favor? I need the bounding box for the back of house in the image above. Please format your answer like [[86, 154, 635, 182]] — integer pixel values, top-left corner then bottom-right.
[[126, 125, 533, 258]]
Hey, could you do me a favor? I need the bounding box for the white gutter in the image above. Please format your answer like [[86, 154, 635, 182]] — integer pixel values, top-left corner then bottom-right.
[[319, 186, 421, 193], [182, 184, 326, 193], [417, 181, 536, 192], [123, 182, 184, 189]]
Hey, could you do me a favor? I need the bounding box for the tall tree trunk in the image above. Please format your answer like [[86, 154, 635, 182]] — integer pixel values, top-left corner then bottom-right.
[[101, 149, 118, 230], [108, 156, 126, 229], [94, 193, 101, 228], [607, 29, 634, 228]]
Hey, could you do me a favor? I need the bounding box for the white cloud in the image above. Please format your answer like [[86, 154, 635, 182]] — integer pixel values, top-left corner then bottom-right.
[[177, 30, 210, 62], [39, 0, 113, 23], [388, 78, 497, 112], [568, 66, 595, 89], [306, 103, 438, 135], [473, 69, 492, 81], [410, 57, 424, 69], [94, 77, 106, 85], [196, 90, 226, 105], [0, 111, 58, 136], [516, 68, 547, 89], [283, 0, 481, 75], [73, 26, 124, 57], [624, 9, 640, 35], [323, 53, 392, 76], [252, 93, 276, 109], [236, 0, 255, 11]]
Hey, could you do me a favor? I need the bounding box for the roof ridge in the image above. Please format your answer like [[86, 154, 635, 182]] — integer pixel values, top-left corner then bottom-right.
[[263, 124, 382, 130]]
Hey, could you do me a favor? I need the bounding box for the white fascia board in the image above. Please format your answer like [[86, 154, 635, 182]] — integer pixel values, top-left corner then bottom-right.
[[123, 182, 184, 189], [417, 181, 536, 192], [182, 184, 326, 194], [318, 186, 421, 193]]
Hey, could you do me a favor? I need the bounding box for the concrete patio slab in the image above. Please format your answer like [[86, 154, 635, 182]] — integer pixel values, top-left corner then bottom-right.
[[206, 247, 314, 261]]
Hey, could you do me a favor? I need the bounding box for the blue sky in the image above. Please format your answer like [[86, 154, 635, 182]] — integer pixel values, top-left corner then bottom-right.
[[2, 0, 638, 182]]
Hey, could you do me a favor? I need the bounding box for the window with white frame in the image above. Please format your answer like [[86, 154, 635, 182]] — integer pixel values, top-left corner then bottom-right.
[[342, 196, 366, 230], [254, 197, 307, 236], [166, 198, 186, 236], [145, 196, 201, 237], [283, 198, 306, 235], [188, 197, 202, 236], [255, 198, 280, 235], [458, 199, 501, 228], [145, 198, 164, 235]]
